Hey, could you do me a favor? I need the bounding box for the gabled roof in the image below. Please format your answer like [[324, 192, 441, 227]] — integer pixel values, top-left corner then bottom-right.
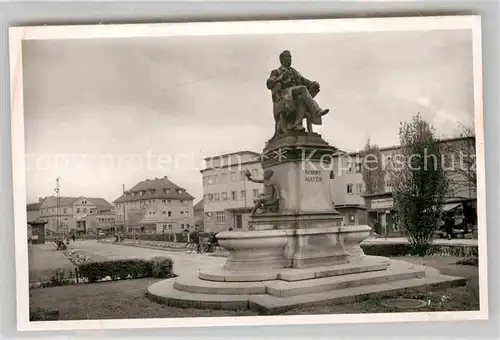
[[86, 197, 113, 209], [39, 196, 113, 208], [26, 202, 41, 211], [194, 198, 204, 211], [114, 176, 195, 203]]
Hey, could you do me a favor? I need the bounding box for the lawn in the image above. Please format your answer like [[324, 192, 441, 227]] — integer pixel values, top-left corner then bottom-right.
[[29, 255, 480, 320], [29, 278, 258, 320], [28, 244, 75, 282]]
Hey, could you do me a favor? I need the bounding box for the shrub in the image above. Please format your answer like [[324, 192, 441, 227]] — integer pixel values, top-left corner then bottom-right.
[[360, 243, 479, 258], [77, 258, 173, 283], [456, 257, 479, 266], [150, 256, 174, 278]]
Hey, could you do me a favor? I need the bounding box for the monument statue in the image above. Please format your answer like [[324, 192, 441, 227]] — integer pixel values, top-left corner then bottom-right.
[[267, 50, 330, 135], [245, 168, 279, 215]]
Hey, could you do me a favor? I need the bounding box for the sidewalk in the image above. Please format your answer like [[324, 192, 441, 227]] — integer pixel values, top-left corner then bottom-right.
[[361, 236, 478, 246]]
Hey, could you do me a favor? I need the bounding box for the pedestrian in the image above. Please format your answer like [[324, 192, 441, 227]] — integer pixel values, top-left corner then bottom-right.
[[72, 234, 76, 243]]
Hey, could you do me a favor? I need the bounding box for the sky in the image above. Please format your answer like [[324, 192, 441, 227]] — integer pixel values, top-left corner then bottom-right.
[[22, 29, 475, 205]]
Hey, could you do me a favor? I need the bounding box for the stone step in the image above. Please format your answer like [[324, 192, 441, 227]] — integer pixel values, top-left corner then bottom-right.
[[148, 279, 251, 311], [249, 273, 467, 315], [198, 256, 390, 282], [278, 256, 390, 281], [147, 269, 466, 314], [265, 260, 426, 297], [174, 276, 267, 295]]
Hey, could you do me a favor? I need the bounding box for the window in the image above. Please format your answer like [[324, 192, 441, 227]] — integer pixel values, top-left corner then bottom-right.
[[162, 199, 166, 204], [241, 190, 246, 200], [214, 193, 220, 201], [215, 211, 226, 224], [253, 189, 259, 198], [240, 171, 246, 181], [63, 208, 67, 213], [163, 211, 166, 215], [231, 191, 237, 200], [222, 192, 228, 201], [83, 208, 88, 213], [181, 211, 184, 215], [356, 184, 363, 194], [181, 224, 184, 228], [208, 194, 213, 202], [347, 184, 353, 194], [207, 176, 213, 185], [177, 189, 183, 194], [168, 211, 172, 217], [167, 200, 172, 204], [355, 163, 362, 173]]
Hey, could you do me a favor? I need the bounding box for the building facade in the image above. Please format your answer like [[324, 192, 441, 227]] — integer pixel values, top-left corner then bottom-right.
[[201, 151, 264, 233], [203, 137, 476, 235], [113, 176, 195, 234], [38, 196, 114, 235]]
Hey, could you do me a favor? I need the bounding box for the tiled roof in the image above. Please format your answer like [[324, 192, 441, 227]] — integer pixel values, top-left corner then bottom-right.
[[27, 203, 41, 211], [194, 198, 204, 211], [113, 176, 195, 203], [39, 196, 113, 208], [87, 197, 114, 209]]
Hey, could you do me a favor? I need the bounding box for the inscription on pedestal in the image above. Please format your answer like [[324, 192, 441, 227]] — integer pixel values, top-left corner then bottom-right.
[[304, 170, 323, 182]]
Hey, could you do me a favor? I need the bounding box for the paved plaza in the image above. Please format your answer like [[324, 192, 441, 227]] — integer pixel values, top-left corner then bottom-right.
[[68, 240, 225, 277]]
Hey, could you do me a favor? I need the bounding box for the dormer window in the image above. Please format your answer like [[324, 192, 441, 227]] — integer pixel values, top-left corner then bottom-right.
[[177, 189, 183, 194]]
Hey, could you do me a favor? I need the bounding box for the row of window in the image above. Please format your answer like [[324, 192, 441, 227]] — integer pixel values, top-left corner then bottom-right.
[[346, 183, 364, 194], [205, 211, 227, 224], [125, 188, 184, 198], [203, 169, 260, 186], [146, 210, 190, 217], [116, 199, 188, 209], [204, 189, 259, 203], [161, 223, 193, 231]]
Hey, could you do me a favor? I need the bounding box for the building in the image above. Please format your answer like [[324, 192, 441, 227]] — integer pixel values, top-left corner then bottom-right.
[[204, 136, 477, 235], [334, 136, 477, 236], [27, 200, 43, 223], [193, 198, 205, 231], [201, 151, 263, 233], [38, 196, 114, 235], [113, 176, 195, 234]]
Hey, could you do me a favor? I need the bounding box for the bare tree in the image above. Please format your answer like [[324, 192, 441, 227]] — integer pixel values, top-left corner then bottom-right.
[[361, 138, 386, 194]]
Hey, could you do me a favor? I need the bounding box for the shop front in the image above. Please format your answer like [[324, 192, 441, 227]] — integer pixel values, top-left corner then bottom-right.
[[363, 192, 402, 237]]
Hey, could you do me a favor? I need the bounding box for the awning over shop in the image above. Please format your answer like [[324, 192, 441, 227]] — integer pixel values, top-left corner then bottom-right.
[[442, 203, 461, 212]]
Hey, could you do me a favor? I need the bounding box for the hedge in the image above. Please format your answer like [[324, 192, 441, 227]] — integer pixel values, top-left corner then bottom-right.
[[77, 257, 174, 283], [122, 232, 217, 243], [360, 243, 478, 257]]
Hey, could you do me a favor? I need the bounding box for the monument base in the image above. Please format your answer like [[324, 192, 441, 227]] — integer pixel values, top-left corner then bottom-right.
[[147, 257, 465, 314]]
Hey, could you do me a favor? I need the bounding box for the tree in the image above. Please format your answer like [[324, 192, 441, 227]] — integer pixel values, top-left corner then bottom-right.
[[443, 124, 476, 197], [389, 114, 448, 256], [361, 138, 386, 194]]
